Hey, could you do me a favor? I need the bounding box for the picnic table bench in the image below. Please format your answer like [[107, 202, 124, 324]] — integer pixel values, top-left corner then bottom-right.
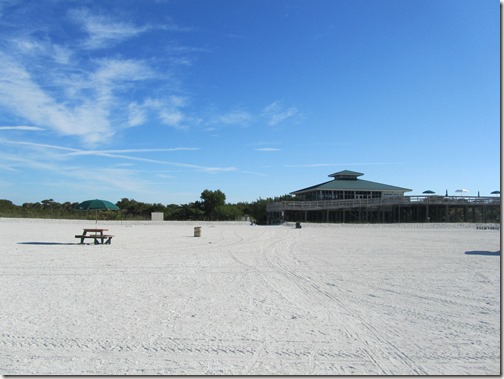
[[75, 228, 114, 244]]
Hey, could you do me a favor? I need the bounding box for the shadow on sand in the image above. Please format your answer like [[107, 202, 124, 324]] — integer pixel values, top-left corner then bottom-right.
[[18, 242, 80, 246], [465, 250, 500, 256]]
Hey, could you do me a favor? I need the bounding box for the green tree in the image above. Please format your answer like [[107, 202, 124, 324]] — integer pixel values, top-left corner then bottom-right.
[[117, 198, 150, 219], [164, 204, 182, 220], [0, 199, 17, 216], [248, 198, 270, 224], [200, 189, 226, 219], [213, 204, 243, 221], [248, 194, 293, 224], [176, 203, 205, 220]]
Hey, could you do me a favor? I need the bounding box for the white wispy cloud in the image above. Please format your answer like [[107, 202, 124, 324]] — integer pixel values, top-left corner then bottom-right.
[[261, 101, 300, 126], [0, 54, 112, 144], [0, 5, 209, 146], [91, 58, 153, 84], [254, 148, 281, 152], [284, 162, 403, 168], [213, 110, 253, 127], [201, 166, 238, 173], [2, 152, 153, 195], [127, 102, 147, 127], [68, 147, 200, 156], [68, 8, 149, 49], [0, 139, 234, 174], [0, 139, 78, 151], [0, 151, 65, 172], [11, 37, 73, 65], [71, 166, 152, 193], [0, 48, 159, 144], [74, 151, 237, 173], [137, 96, 198, 129], [0, 126, 45, 131]]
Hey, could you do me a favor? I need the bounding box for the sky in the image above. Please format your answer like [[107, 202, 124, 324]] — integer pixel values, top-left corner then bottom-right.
[[0, 0, 500, 206]]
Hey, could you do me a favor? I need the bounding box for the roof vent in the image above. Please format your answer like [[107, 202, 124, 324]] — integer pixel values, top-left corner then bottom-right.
[[328, 170, 364, 180]]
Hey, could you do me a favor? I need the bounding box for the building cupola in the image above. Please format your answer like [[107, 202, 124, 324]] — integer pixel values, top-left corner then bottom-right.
[[328, 170, 364, 180]]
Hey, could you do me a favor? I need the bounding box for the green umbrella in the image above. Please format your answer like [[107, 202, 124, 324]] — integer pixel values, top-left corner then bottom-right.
[[423, 190, 435, 194], [76, 199, 119, 223], [491, 190, 500, 195], [76, 199, 119, 211]]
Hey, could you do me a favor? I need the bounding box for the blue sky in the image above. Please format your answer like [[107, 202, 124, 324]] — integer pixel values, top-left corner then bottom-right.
[[0, 0, 499, 205]]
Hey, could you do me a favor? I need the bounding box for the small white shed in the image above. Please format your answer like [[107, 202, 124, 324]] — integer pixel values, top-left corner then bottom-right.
[[151, 212, 164, 221]]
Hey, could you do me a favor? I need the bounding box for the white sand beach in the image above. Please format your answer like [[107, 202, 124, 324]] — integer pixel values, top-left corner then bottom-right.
[[0, 218, 500, 375]]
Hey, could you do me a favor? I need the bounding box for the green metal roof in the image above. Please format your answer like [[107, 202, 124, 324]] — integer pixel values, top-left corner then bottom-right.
[[291, 173, 412, 194]]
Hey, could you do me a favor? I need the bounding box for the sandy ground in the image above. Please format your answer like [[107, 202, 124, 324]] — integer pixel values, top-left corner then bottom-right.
[[0, 218, 500, 375]]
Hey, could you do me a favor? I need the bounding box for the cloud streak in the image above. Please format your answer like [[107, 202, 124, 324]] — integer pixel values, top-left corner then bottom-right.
[[0, 126, 45, 131], [0, 139, 234, 174], [255, 148, 281, 152], [284, 162, 404, 168]]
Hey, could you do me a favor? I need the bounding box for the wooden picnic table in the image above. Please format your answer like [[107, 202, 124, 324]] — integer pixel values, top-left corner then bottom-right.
[[75, 228, 114, 244]]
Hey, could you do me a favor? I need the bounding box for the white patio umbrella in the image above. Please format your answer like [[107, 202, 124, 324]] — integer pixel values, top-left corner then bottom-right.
[[455, 189, 469, 197]]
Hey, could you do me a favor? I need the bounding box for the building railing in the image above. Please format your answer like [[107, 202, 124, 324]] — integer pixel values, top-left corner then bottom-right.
[[266, 196, 500, 212]]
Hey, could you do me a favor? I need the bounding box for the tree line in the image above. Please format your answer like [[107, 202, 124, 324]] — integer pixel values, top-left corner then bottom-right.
[[0, 190, 295, 224]]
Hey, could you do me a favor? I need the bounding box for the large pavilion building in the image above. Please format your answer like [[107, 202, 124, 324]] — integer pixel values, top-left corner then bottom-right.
[[291, 170, 411, 201], [266, 170, 500, 224]]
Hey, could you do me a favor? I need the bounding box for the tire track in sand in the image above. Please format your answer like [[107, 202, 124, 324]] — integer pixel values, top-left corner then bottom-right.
[[257, 227, 428, 375]]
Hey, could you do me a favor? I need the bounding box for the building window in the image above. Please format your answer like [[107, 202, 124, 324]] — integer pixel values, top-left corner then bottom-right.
[[356, 191, 371, 199], [334, 191, 344, 200], [322, 190, 333, 200]]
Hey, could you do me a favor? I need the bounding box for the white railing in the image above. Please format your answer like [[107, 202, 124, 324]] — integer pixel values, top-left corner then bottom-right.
[[266, 196, 500, 212]]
